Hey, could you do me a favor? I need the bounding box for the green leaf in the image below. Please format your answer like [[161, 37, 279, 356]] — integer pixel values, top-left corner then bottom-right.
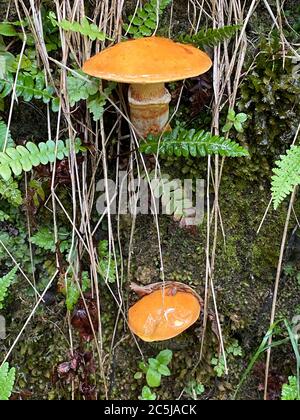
[[30, 227, 71, 254], [140, 127, 249, 158], [222, 122, 233, 133], [0, 363, 16, 401], [234, 121, 244, 133], [138, 361, 148, 374], [179, 25, 241, 49], [0, 120, 14, 151], [0, 178, 22, 206], [0, 210, 10, 221], [271, 146, 300, 209], [148, 358, 159, 369], [0, 164, 11, 181], [65, 275, 90, 312], [157, 364, 171, 376], [67, 71, 99, 106], [228, 109, 236, 121], [156, 349, 173, 366], [0, 267, 17, 309], [139, 386, 156, 401], [124, 0, 171, 38], [281, 376, 300, 401], [134, 372, 143, 380], [0, 23, 18, 37], [0, 73, 55, 104], [50, 14, 106, 41], [146, 368, 161, 388], [0, 138, 83, 181], [236, 113, 248, 123], [87, 82, 116, 121], [0, 51, 15, 78]]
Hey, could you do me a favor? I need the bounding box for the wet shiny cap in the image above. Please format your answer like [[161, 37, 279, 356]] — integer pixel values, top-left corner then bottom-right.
[[82, 37, 212, 84], [128, 287, 201, 342]]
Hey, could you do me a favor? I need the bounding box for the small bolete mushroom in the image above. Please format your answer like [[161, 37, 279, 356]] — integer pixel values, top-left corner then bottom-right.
[[82, 37, 212, 138], [128, 282, 201, 342]]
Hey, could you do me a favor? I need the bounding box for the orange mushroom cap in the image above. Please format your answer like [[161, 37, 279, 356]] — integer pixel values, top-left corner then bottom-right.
[[128, 285, 201, 342], [82, 37, 212, 84]]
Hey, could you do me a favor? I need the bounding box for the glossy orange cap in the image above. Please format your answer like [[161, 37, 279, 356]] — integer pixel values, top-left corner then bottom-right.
[[82, 37, 212, 84], [128, 285, 201, 342]]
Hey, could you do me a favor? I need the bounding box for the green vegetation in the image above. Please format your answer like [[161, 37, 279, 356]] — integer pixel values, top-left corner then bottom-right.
[[0, 267, 17, 309], [141, 127, 249, 158], [271, 146, 300, 209], [135, 350, 173, 399], [49, 13, 106, 42], [0, 363, 16, 401], [211, 340, 243, 378], [222, 109, 248, 134], [0, 138, 84, 181], [124, 0, 171, 38], [281, 377, 300, 400]]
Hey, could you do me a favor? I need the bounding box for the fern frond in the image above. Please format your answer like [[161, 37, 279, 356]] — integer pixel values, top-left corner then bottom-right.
[[0, 72, 54, 104], [0, 363, 16, 401], [67, 71, 99, 106], [0, 267, 17, 309], [49, 12, 106, 41], [65, 273, 90, 311], [0, 178, 22, 206], [124, 0, 171, 38], [67, 72, 116, 121], [140, 127, 249, 158], [0, 210, 10, 221], [30, 227, 71, 253], [179, 25, 241, 49], [0, 120, 14, 151], [281, 377, 300, 401], [271, 145, 300, 209], [0, 138, 83, 181], [87, 82, 117, 121]]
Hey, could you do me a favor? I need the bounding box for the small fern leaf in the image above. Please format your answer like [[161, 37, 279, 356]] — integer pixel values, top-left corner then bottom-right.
[[0, 178, 22, 206], [124, 0, 171, 38], [140, 127, 249, 158], [0, 267, 17, 309], [67, 71, 99, 107], [271, 146, 300, 209], [0, 363, 16, 401], [0, 210, 10, 221], [180, 25, 241, 49], [0, 138, 83, 181], [30, 227, 71, 254], [0, 120, 14, 151], [50, 13, 106, 41]]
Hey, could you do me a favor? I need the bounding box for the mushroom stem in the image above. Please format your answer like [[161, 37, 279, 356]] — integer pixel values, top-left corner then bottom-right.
[[128, 83, 172, 138]]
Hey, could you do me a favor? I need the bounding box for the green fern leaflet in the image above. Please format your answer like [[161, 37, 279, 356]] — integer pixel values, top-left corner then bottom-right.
[[0, 267, 17, 309], [49, 13, 106, 41], [180, 25, 241, 49], [0, 138, 84, 181], [271, 145, 300, 209], [140, 127, 249, 158], [0, 178, 22, 206], [0, 363, 16, 401], [0, 120, 15, 151], [124, 0, 171, 38]]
